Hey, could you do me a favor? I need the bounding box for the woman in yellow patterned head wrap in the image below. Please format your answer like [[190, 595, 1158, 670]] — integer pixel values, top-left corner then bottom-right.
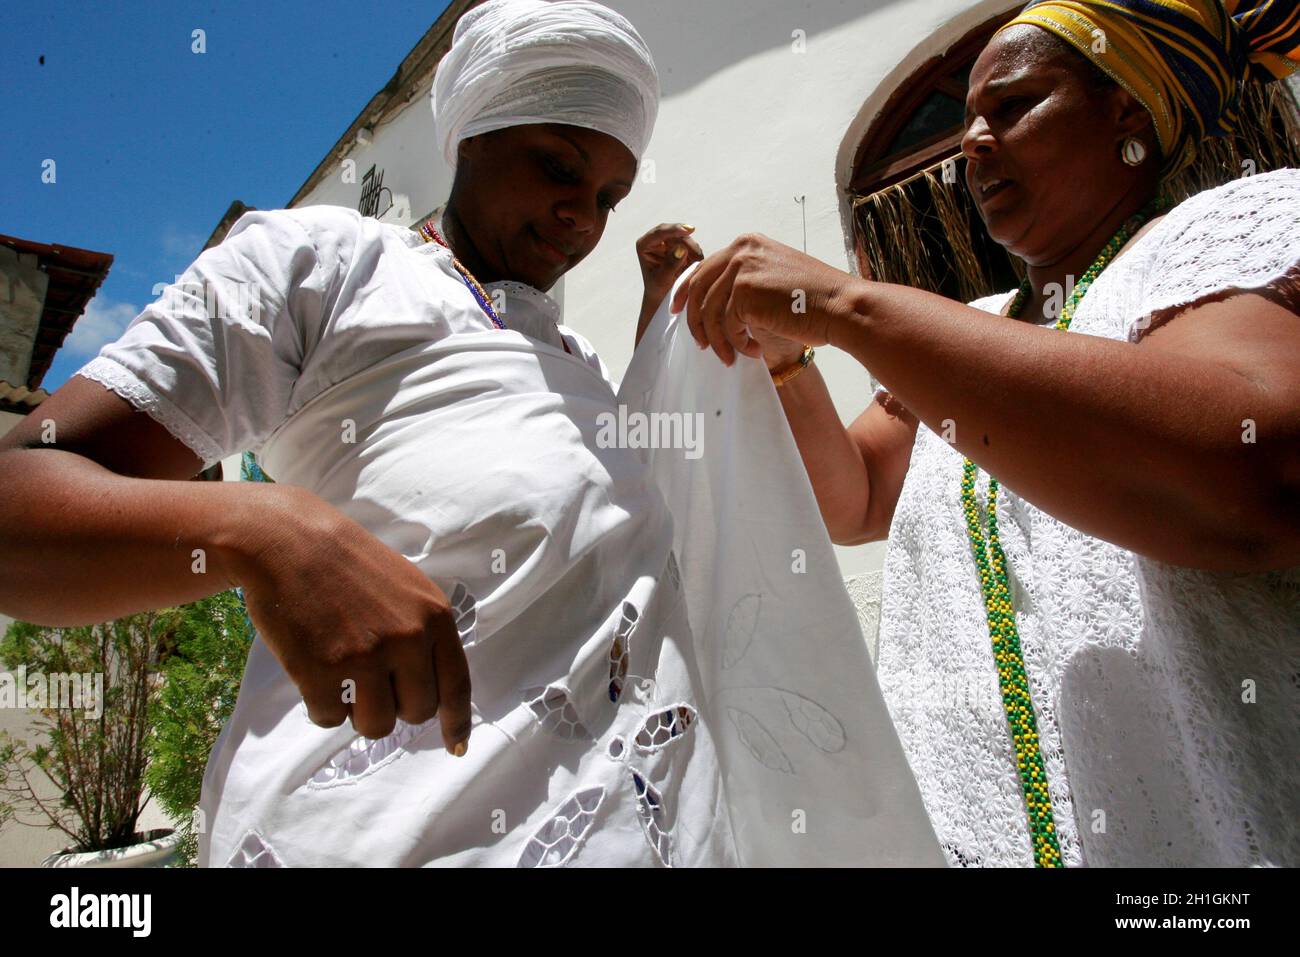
[[672, 1, 1300, 866]]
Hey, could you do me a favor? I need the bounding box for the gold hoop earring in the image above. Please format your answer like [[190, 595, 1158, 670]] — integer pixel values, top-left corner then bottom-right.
[[1122, 137, 1148, 166]]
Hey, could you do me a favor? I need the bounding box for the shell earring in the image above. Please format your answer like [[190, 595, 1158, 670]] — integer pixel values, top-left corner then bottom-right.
[[1122, 137, 1148, 166]]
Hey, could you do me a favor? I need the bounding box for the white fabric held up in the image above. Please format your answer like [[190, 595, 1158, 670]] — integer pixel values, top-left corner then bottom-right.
[[619, 266, 944, 866]]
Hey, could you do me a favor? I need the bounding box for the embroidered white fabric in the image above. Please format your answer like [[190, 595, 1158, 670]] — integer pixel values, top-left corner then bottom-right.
[[74, 204, 941, 866], [874, 167, 1300, 867], [622, 272, 944, 866]]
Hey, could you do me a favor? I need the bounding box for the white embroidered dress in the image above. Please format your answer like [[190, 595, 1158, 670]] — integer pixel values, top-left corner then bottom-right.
[[77, 205, 941, 867], [875, 168, 1300, 868]]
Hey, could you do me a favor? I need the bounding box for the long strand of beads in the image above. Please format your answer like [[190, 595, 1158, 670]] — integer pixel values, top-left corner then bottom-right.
[[960, 195, 1170, 867], [418, 220, 508, 330]]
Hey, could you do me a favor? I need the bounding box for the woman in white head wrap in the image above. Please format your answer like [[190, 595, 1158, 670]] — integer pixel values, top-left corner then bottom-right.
[[430, 0, 698, 308], [434, 0, 659, 172], [22, 0, 942, 868], [178, 0, 735, 867]]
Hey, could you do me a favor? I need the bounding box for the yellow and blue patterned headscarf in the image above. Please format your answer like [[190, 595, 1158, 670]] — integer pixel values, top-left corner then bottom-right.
[[996, 0, 1300, 177]]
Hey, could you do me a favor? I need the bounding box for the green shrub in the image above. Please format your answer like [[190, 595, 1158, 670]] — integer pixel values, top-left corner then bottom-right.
[[145, 589, 253, 866], [0, 610, 179, 854]]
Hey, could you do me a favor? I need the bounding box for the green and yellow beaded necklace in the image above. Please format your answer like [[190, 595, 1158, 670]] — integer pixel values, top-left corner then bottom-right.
[[960, 194, 1169, 868]]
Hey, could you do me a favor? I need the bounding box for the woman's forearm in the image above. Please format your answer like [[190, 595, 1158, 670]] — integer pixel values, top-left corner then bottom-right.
[[829, 279, 1298, 570], [768, 362, 875, 544], [0, 447, 289, 626], [635, 293, 658, 348]]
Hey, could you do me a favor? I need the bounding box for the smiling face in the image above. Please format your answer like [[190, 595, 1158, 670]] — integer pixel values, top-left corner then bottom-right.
[[961, 24, 1159, 265], [445, 123, 638, 292]]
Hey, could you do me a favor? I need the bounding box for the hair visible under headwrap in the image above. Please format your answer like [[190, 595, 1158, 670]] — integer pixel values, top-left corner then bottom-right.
[[996, 0, 1300, 177], [432, 0, 660, 172]]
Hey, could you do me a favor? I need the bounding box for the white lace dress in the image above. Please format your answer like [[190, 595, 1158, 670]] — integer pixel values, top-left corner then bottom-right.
[[875, 167, 1300, 867]]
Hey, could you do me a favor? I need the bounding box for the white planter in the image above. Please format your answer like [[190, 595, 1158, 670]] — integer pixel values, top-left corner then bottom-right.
[[41, 828, 181, 868]]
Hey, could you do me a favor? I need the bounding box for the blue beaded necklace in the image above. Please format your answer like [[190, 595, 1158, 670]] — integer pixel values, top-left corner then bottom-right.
[[417, 219, 508, 330], [418, 217, 573, 355]]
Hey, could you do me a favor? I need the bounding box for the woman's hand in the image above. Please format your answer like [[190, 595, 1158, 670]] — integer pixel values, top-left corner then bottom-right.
[[637, 223, 704, 316], [228, 484, 472, 753], [747, 325, 809, 374], [669, 232, 859, 367]]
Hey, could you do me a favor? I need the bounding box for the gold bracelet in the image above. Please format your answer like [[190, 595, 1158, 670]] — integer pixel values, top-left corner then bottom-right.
[[771, 346, 815, 387]]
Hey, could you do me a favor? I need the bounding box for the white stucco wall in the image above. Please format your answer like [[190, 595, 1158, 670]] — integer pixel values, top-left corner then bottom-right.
[[0, 247, 50, 388], [292, 0, 1020, 641], [0, 409, 27, 439], [572, 0, 1018, 582], [0, 410, 31, 647]]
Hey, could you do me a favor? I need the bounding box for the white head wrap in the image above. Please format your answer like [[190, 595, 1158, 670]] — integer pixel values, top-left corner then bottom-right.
[[432, 0, 660, 172]]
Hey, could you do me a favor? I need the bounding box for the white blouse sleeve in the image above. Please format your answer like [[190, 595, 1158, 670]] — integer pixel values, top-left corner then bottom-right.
[[558, 325, 621, 394], [1127, 167, 1300, 343], [75, 209, 334, 470]]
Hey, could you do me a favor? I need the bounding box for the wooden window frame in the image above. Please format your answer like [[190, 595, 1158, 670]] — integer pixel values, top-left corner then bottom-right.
[[849, 7, 1021, 195]]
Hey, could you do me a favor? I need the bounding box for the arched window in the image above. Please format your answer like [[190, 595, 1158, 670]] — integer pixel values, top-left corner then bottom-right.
[[848, 9, 1300, 304], [848, 8, 1021, 304]]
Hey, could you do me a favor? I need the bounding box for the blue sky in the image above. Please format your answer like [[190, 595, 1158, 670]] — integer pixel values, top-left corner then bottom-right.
[[4, 1, 454, 391]]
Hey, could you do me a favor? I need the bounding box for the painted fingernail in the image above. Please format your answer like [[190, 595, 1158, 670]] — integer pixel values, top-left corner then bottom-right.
[[452, 740, 468, 757], [681, 224, 695, 231], [673, 246, 686, 259]]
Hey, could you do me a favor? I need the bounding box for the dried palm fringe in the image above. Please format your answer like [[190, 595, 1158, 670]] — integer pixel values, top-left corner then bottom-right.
[[852, 81, 1300, 301], [852, 156, 1023, 302], [1164, 81, 1300, 202]]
